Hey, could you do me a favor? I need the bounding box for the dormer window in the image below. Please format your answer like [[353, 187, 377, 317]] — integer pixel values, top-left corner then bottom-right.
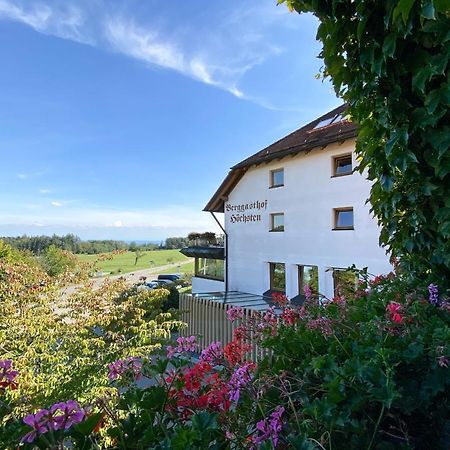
[[270, 168, 284, 188], [333, 154, 352, 176]]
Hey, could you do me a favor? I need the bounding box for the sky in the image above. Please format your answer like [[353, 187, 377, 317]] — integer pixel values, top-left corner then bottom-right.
[[0, 0, 341, 241]]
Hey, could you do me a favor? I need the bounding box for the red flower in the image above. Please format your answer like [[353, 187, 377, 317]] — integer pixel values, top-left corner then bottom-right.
[[224, 339, 251, 366], [386, 302, 404, 324]]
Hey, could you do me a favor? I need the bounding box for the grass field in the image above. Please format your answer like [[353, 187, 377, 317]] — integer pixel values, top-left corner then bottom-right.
[[77, 249, 192, 275]]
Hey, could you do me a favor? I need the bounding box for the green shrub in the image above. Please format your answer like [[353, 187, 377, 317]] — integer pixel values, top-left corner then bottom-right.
[[258, 273, 450, 449]]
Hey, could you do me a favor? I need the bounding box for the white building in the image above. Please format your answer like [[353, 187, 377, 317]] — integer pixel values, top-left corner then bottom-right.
[[184, 105, 392, 302]]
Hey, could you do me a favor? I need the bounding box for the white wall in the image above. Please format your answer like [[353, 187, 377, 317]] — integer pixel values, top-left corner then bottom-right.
[[192, 277, 225, 293], [223, 140, 392, 299]]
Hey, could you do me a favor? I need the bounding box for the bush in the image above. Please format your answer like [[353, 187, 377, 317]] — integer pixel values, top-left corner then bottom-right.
[[3, 270, 448, 449], [0, 242, 183, 448]]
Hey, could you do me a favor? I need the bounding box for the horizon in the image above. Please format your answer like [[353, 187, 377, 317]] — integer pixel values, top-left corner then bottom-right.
[[0, 0, 339, 240]]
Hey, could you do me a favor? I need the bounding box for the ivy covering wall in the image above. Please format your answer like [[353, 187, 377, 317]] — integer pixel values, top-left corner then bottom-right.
[[280, 0, 449, 285]]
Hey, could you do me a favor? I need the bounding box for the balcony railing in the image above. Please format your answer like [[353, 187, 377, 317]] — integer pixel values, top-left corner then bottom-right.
[[179, 292, 274, 362]]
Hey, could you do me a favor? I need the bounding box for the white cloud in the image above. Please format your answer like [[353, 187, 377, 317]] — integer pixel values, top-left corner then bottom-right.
[[0, 0, 316, 109], [39, 189, 51, 194], [51, 201, 63, 207], [0, 205, 217, 239], [17, 171, 44, 179], [103, 17, 246, 98], [0, 0, 90, 44]]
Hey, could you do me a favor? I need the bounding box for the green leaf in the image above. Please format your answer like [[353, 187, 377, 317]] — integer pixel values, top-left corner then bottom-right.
[[382, 34, 397, 58], [191, 411, 219, 431], [421, 1, 436, 19], [72, 412, 103, 435], [393, 0, 416, 23], [412, 65, 433, 93]]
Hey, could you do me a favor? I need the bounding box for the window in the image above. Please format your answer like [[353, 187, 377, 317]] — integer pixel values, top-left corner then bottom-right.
[[333, 208, 354, 230], [333, 268, 358, 297], [298, 265, 319, 296], [333, 154, 352, 176], [270, 213, 285, 232], [195, 258, 224, 281], [313, 113, 345, 130], [270, 262, 285, 292], [270, 168, 284, 188]]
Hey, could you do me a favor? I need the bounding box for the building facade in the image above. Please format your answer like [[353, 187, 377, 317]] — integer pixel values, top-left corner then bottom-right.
[[186, 105, 392, 301]]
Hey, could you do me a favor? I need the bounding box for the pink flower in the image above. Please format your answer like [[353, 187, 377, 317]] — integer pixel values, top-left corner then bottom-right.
[[280, 307, 298, 326], [167, 336, 199, 358], [386, 302, 404, 324], [252, 406, 285, 448], [303, 284, 312, 300], [272, 292, 289, 307], [226, 306, 244, 322], [0, 359, 18, 390], [51, 400, 85, 430], [108, 357, 143, 381], [306, 317, 333, 337], [228, 363, 254, 403], [199, 341, 223, 364], [437, 356, 449, 368], [21, 409, 53, 443]]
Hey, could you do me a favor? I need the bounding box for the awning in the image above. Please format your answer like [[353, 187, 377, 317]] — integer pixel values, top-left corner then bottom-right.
[[180, 246, 225, 260]]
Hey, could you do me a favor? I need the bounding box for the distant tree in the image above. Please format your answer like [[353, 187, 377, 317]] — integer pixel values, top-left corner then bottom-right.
[[164, 237, 190, 249], [40, 245, 77, 277], [133, 248, 144, 266]]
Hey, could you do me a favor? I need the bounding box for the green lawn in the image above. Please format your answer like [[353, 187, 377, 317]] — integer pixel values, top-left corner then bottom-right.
[[77, 249, 191, 275]]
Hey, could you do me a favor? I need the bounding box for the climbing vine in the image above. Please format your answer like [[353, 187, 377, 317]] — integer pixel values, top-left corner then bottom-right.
[[280, 0, 450, 285]]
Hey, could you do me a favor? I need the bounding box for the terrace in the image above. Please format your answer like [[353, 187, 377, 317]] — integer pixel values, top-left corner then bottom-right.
[[179, 291, 276, 361]]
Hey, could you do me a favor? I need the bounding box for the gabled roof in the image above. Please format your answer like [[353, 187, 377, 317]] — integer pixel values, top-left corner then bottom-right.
[[204, 104, 357, 213]]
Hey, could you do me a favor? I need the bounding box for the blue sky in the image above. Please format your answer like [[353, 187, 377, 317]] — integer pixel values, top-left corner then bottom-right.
[[0, 0, 340, 240]]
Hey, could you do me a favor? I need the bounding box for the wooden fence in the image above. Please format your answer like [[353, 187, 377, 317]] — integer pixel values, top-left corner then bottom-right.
[[179, 293, 270, 362]]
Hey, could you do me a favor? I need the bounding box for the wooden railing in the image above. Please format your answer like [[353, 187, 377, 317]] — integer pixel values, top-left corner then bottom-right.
[[179, 293, 271, 362]]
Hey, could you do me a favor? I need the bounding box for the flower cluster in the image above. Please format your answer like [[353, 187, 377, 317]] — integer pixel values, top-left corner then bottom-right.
[[303, 284, 312, 300], [224, 338, 251, 366], [228, 362, 254, 403], [166, 335, 198, 358], [272, 292, 289, 307], [199, 341, 223, 364], [280, 307, 298, 326], [428, 283, 440, 305], [22, 400, 85, 443], [168, 361, 231, 417], [252, 406, 285, 448], [108, 357, 143, 381], [306, 317, 333, 337], [226, 306, 244, 322], [0, 359, 18, 390], [386, 301, 404, 324]]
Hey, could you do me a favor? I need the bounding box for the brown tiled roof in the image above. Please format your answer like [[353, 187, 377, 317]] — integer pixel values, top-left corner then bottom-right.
[[204, 104, 357, 213]]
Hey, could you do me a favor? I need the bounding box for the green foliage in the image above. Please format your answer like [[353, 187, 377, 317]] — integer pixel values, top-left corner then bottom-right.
[[40, 245, 78, 277], [260, 273, 450, 449], [0, 243, 183, 416], [280, 0, 450, 285]]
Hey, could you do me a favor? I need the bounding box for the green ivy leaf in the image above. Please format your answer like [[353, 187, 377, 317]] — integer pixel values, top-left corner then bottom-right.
[[393, 0, 416, 24], [421, 1, 436, 19]]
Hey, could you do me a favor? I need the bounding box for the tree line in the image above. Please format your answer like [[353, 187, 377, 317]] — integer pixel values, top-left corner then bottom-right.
[[0, 234, 160, 255], [0, 233, 220, 255]]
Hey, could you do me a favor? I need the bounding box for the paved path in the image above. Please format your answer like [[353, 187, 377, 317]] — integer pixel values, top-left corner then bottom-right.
[[61, 259, 194, 296]]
